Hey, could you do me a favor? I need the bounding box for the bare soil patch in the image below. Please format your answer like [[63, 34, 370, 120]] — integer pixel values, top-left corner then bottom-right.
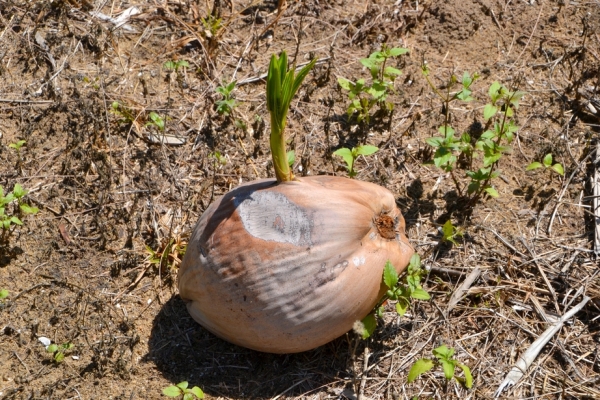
[[1, 0, 599, 399]]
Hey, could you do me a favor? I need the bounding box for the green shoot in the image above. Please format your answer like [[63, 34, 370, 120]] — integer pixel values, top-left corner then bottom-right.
[[266, 51, 316, 182], [111, 102, 137, 125], [164, 60, 190, 72], [0, 184, 38, 233], [9, 140, 26, 153], [408, 344, 473, 389], [215, 80, 238, 116], [358, 255, 430, 339], [47, 342, 74, 363], [0, 289, 8, 301], [338, 45, 408, 124], [163, 381, 204, 399], [333, 145, 378, 177], [146, 112, 165, 131], [441, 220, 463, 245], [526, 153, 564, 176]]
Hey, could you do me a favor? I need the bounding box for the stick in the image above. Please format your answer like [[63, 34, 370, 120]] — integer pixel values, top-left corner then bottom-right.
[[357, 346, 370, 400], [594, 141, 600, 255], [444, 267, 481, 317], [494, 295, 590, 397]]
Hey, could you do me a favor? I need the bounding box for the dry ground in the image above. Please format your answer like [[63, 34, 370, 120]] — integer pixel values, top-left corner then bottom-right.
[[1, 0, 600, 399]]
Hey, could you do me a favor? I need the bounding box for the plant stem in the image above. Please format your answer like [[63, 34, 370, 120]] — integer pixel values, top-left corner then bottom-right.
[[270, 118, 293, 182]]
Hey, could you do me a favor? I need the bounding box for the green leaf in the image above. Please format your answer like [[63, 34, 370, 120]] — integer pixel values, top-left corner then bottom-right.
[[355, 145, 379, 156], [162, 386, 182, 397], [484, 186, 499, 198], [526, 161, 543, 171], [433, 345, 454, 360], [54, 352, 65, 363], [176, 382, 189, 390], [286, 150, 295, 167], [338, 77, 352, 91], [438, 125, 455, 137], [407, 358, 434, 383], [183, 394, 194, 400], [441, 359, 456, 380], [388, 47, 409, 57], [189, 386, 204, 398], [360, 313, 377, 339], [542, 153, 553, 167], [488, 81, 501, 101], [551, 163, 564, 176], [383, 260, 399, 288], [333, 148, 354, 172], [462, 71, 472, 87], [442, 220, 454, 241], [384, 66, 402, 77], [395, 298, 408, 316], [0, 289, 8, 299], [10, 216, 23, 225], [411, 288, 431, 300], [426, 137, 444, 147], [12, 183, 26, 198], [20, 204, 39, 214], [459, 363, 473, 388], [47, 344, 58, 353], [483, 104, 497, 121]]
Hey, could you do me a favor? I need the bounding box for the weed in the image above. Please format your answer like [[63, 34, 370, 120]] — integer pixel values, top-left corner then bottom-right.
[[526, 153, 564, 176], [215, 80, 238, 116], [46, 342, 74, 363], [338, 45, 408, 124], [146, 112, 165, 131], [0, 184, 39, 237], [163, 381, 204, 399], [358, 254, 430, 339], [424, 68, 525, 203], [408, 344, 473, 389], [146, 236, 186, 275], [441, 220, 463, 245], [8, 140, 26, 153], [164, 60, 190, 73], [333, 144, 378, 177], [201, 15, 222, 39], [111, 102, 136, 125]]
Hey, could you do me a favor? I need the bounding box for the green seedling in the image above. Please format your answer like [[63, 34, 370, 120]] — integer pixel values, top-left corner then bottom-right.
[[146, 236, 187, 275], [1, 184, 39, 234], [111, 101, 136, 125], [338, 45, 408, 124], [163, 381, 204, 399], [408, 344, 473, 389], [424, 69, 524, 203], [333, 145, 379, 177], [0, 289, 8, 301], [47, 342, 74, 363], [266, 51, 316, 183], [210, 151, 228, 167], [146, 112, 165, 131], [526, 153, 564, 176], [9, 140, 26, 153], [164, 60, 190, 72], [201, 15, 222, 39], [358, 254, 430, 339], [441, 220, 463, 245], [215, 80, 238, 116]]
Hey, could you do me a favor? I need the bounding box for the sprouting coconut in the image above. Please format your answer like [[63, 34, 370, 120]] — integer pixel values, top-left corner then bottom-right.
[[178, 52, 414, 353]]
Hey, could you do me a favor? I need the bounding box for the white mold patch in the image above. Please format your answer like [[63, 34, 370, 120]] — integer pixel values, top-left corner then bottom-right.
[[234, 190, 312, 246]]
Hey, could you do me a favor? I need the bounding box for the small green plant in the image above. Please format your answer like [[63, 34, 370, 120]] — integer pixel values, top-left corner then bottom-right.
[[146, 112, 165, 131], [332, 144, 379, 177], [0, 184, 39, 233], [526, 153, 564, 176], [201, 15, 222, 39], [358, 254, 430, 339], [408, 344, 473, 389], [441, 220, 463, 245], [164, 60, 190, 73], [47, 342, 74, 363], [424, 69, 525, 203], [0, 289, 8, 301], [163, 381, 204, 399], [9, 140, 26, 153], [338, 45, 408, 124], [111, 101, 136, 125], [146, 236, 187, 274], [215, 80, 238, 116]]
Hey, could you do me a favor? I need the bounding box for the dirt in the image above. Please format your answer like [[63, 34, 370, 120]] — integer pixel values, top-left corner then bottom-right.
[[0, 0, 599, 399]]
